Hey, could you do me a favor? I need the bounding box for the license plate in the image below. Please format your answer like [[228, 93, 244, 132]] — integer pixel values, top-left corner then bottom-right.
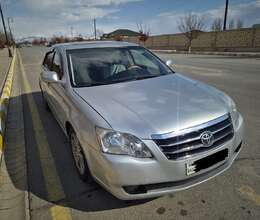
[[186, 149, 229, 176]]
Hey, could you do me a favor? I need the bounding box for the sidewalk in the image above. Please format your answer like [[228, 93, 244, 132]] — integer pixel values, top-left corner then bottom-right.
[[152, 49, 260, 58], [0, 53, 28, 220], [0, 49, 11, 91]]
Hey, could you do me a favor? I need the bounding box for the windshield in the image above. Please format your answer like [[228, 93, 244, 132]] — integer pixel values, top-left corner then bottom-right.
[[67, 47, 174, 87]]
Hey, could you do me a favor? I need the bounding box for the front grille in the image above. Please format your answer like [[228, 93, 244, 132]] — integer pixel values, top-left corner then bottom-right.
[[153, 114, 234, 160]]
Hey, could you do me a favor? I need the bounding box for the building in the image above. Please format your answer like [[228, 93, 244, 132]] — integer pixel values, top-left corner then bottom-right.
[[102, 29, 140, 40]]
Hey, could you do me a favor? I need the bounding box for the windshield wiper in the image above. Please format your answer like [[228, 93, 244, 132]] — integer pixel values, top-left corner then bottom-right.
[[76, 82, 108, 87], [109, 77, 138, 83], [134, 75, 161, 80], [107, 75, 162, 84]]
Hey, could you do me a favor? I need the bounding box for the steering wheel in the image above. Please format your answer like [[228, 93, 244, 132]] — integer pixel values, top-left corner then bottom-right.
[[128, 65, 142, 70]]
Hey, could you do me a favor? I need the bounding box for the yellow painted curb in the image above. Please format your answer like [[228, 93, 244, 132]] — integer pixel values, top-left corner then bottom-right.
[[0, 48, 16, 155], [0, 135, 3, 153]]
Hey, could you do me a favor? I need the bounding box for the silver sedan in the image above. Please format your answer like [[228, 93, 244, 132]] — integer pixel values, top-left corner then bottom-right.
[[39, 41, 244, 200]]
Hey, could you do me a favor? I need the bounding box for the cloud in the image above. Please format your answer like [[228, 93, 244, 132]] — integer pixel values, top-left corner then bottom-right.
[[147, 11, 184, 35], [13, 16, 70, 38], [60, 7, 119, 21], [12, 0, 260, 38], [23, 0, 141, 13], [204, 1, 260, 23], [21, 0, 142, 23], [146, 0, 260, 35], [13, 0, 142, 38]]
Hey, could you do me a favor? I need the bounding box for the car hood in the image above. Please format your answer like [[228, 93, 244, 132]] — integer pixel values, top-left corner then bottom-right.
[[74, 74, 229, 139]]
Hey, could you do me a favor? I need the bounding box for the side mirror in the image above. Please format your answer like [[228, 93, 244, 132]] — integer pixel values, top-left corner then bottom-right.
[[166, 60, 173, 67], [41, 71, 61, 84]]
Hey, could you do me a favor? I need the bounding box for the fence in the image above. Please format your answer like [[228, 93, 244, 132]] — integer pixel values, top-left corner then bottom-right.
[[123, 28, 260, 52]]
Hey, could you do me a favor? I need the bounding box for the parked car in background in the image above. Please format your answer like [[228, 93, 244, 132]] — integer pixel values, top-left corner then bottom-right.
[[46, 42, 53, 47], [39, 41, 244, 200]]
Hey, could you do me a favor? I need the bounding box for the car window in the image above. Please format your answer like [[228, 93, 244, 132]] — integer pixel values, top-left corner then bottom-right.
[[130, 49, 160, 74], [52, 52, 63, 79], [43, 51, 54, 70], [68, 48, 133, 86]]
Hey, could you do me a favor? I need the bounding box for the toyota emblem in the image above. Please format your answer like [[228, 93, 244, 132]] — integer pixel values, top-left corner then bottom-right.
[[200, 131, 214, 147]]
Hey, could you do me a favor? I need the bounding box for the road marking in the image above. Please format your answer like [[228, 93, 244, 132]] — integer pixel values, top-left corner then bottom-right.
[[0, 49, 16, 154], [51, 205, 72, 220], [18, 51, 72, 220], [174, 64, 224, 76], [238, 185, 260, 206], [23, 63, 43, 66]]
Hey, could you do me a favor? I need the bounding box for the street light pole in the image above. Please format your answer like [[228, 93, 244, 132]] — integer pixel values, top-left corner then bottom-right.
[[70, 26, 74, 38], [0, 1, 12, 57], [94, 18, 97, 40], [223, 0, 229, 31]]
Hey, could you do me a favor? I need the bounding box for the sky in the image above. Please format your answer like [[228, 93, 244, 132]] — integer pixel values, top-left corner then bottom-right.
[[1, 0, 260, 39]]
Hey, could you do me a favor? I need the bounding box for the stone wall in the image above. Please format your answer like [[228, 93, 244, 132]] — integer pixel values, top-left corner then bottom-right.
[[121, 28, 260, 52]]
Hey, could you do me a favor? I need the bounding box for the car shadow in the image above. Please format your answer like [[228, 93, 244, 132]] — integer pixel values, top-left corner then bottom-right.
[[3, 91, 154, 212]]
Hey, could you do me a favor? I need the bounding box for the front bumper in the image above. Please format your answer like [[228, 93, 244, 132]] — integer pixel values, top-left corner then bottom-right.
[[87, 113, 244, 200]]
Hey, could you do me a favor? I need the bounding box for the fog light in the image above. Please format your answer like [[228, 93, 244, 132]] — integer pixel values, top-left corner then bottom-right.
[[123, 185, 147, 194]]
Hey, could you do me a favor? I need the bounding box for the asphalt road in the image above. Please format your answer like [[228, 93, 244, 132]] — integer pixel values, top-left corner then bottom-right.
[[8, 46, 260, 220]]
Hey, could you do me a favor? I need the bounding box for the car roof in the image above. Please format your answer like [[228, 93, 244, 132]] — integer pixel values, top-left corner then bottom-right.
[[53, 41, 139, 51]]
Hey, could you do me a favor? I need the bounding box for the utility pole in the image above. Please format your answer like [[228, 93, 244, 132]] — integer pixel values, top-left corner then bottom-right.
[[223, 0, 229, 31], [0, 1, 12, 57], [94, 18, 97, 40]]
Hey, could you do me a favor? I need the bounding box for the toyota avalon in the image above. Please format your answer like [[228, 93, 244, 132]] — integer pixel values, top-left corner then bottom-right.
[[39, 41, 244, 200]]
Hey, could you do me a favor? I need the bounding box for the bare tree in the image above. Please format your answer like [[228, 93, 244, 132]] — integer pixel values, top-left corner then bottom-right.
[[0, 31, 13, 47], [73, 35, 85, 42], [211, 18, 222, 31], [0, 31, 5, 48], [236, 19, 244, 29], [50, 35, 70, 44], [32, 37, 47, 45], [137, 22, 150, 45], [178, 13, 206, 52], [229, 19, 235, 29]]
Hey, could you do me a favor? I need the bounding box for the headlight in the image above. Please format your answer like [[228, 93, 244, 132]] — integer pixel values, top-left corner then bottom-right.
[[96, 127, 153, 158], [229, 97, 239, 126]]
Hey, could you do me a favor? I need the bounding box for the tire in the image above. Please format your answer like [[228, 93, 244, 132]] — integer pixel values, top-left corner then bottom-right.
[[40, 86, 50, 111], [43, 95, 50, 111], [69, 129, 90, 182]]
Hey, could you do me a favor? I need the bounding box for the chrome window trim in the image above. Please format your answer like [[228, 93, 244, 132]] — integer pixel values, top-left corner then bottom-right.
[[151, 114, 230, 140], [69, 54, 76, 86]]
